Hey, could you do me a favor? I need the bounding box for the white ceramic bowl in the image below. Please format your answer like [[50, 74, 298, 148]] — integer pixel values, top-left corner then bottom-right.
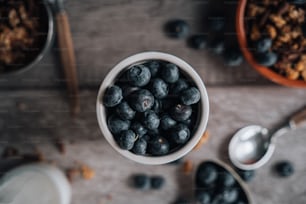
[[96, 51, 209, 165]]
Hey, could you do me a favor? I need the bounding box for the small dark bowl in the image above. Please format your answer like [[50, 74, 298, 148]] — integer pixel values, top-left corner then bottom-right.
[[0, 0, 54, 76]]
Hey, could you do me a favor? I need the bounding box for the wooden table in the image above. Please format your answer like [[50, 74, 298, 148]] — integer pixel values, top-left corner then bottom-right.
[[0, 1, 305, 204]]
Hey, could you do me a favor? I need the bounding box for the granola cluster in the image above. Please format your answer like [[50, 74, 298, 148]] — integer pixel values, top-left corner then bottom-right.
[[0, 0, 46, 72], [246, 0, 306, 81]]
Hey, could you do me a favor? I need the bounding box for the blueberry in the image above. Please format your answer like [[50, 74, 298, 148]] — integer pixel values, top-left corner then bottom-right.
[[132, 138, 147, 155], [142, 134, 151, 141], [171, 124, 190, 144], [148, 136, 170, 156], [118, 130, 136, 150], [180, 87, 200, 105], [195, 190, 211, 204], [171, 79, 189, 95], [223, 48, 244, 67], [165, 19, 189, 39], [160, 114, 177, 130], [208, 16, 225, 31], [188, 35, 208, 50], [219, 171, 235, 187], [147, 128, 160, 136], [152, 99, 162, 113], [218, 188, 239, 203], [275, 161, 294, 177], [254, 37, 272, 53], [171, 104, 192, 122], [173, 198, 191, 204], [107, 115, 130, 134], [255, 52, 278, 67], [132, 174, 150, 190], [121, 85, 140, 97], [116, 101, 136, 120], [151, 78, 169, 99], [237, 169, 255, 182], [147, 60, 161, 77], [209, 38, 225, 55], [103, 85, 123, 107], [142, 110, 160, 130], [196, 162, 218, 187], [131, 122, 147, 137], [126, 65, 151, 87], [151, 175, 165, 189], [129, 89, 154, 112], [161, 63, 180, 83]]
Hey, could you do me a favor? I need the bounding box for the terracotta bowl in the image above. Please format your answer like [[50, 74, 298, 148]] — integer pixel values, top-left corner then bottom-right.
[[236, 0, 306, 88]]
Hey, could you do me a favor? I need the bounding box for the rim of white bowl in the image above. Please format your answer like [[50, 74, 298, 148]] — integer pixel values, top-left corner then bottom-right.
[[96, 51, 209, 165]]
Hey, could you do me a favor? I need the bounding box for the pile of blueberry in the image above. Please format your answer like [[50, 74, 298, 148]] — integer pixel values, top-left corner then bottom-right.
[[194, 161, 249, 204], [103, 60, 201, 156]]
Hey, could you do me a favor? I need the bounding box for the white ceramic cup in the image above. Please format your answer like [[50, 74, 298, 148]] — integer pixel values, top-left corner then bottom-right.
[[96, 51, 209, 165]]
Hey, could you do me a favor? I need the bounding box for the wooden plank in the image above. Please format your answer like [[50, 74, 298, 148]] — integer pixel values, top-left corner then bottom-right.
[[0, 0, 270, 89], [0, 87, 305, 204]]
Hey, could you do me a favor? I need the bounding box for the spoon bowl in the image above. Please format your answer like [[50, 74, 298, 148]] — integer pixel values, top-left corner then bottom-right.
[[229, 125, 275, 170]]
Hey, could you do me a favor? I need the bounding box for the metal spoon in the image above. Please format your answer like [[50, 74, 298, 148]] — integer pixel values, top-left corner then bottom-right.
[[229, 106, 306, 170]]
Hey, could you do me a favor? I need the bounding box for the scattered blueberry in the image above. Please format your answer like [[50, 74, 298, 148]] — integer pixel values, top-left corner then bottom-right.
[[142, 110, 160, 130], [129, 89, 155, 112], [254, 37, 272, 53], [208, 16, 225, 31], [107, 115, 130, 134], [131, 122, 147, 137], [118, 130, 136, 150], [188, 35, 208, 50], [126, 65, 151, 87], [171, 123, 190, 144], [161, 63, 180, 83], [195, 190, 211, 204], [165, 19, 190, 39], [151, 78, 169, 99], [219, 171, 235, 187], [171, 104, 192, 122], [171, 79, 189, 95], [255, 51, 278, 67], [132, 138, 147, 155], [209, 38, 225, 55], [116, 101, 136, 120], [148, 136, 170, 156], [103, 85, 123, 107], [180, 87, 201, 105], [160, 114, 177, 130], [132, 174, 150, 190], [151, 176, 165, 189], [147, 60, 161, 77], [223, 48, 244, 67], [196, 162, 218, 187], [236, 169, 255, 182], [275, 161, 294, 177]]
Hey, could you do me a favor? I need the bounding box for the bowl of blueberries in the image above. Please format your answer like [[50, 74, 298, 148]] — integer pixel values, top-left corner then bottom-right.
[[96, 51, 209, 165]]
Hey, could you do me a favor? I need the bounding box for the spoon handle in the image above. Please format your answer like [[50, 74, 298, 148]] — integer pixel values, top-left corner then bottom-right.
[[289, 106, 306, 129]]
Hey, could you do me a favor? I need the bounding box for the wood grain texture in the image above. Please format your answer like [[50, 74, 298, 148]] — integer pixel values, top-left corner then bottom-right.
[[0, 0, 271, 89], [0, 87, 305, 204]]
